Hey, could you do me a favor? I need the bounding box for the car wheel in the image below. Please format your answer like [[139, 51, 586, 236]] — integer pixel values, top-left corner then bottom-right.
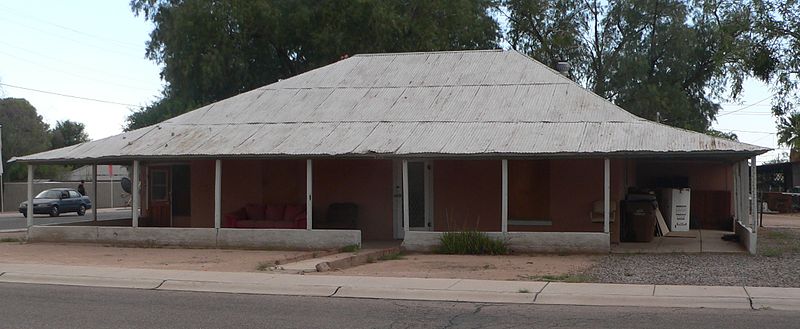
[[49, 205, 60, 217], [77, 204, 86, 216]]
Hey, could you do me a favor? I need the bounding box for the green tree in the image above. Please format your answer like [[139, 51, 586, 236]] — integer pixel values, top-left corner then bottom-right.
[[777, 112, 800, 151], [0, 98, 59, 181], [501, 0, 768, 132], [705, 129, 738, 141], [50, 120, 90, 149], [752, 0, 800, 117], [127, 0, 500, 130]]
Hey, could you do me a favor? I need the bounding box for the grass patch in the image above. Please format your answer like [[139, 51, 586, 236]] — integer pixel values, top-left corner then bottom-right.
[[767, 230, 792, 240], [341, 244, 361, 253], [519, 274, 591, 283], [761, 247, 783, 257], [0, 237, 20, 243], [759, 228, 800, 256], [378, 252, 404, 261], [438, 230, 508, 255]]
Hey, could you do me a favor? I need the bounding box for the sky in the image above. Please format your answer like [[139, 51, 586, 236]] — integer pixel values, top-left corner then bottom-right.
[[0, 1, 163, 139], [0, 1, 787, 163]]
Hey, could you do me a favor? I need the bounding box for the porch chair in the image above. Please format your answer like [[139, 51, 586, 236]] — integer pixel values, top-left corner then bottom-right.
[[590, 200, 617, 223], [314, 203, 358, 229]]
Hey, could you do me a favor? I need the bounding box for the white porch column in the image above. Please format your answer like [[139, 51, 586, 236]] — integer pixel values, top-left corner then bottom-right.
[[603, 158, 610, 234], [750, 156, 758, 231], [214, 159, 222, 229], [306, 159, 313, 230], [501, 159, 508, 233], [132, 160, 140, 228], [92, 164, 98, 222], [26, 164, 33, 227], [402, 160, 410, 232]]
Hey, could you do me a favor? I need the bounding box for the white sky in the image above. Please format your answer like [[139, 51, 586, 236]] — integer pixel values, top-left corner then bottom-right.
[[0, 1, 784, 163], [0, 1, 163, 139]]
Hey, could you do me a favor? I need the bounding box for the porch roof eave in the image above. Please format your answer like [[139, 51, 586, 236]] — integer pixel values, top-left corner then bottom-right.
[[8, 148, 771, 166]]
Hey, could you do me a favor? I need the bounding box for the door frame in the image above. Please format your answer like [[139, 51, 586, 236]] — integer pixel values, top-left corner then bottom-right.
[[148, 166, 172, 227], [393, 161, 403, 239], [394, 160, 436, 238]]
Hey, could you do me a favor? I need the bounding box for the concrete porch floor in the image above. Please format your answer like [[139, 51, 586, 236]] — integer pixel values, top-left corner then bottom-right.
[[612, 229, 745, 253]]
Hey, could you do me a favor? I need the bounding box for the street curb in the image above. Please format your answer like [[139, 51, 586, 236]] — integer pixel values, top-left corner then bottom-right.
[[0, 229, 26, 233], [0, 264, 799, 311]]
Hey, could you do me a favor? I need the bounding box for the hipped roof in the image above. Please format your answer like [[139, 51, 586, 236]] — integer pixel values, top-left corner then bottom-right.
[[12, 50, 768, 164]]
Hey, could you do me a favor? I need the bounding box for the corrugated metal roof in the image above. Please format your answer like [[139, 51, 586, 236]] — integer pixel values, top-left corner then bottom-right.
[[12, 50, 769, 163]]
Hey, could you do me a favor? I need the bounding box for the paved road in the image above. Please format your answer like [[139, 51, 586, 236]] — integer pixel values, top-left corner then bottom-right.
[[0, 283, 796, 329], [0, 208, 132, 230]]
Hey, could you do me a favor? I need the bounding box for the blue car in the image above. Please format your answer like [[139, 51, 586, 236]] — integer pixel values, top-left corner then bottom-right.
[[19, 188, 92, 217]]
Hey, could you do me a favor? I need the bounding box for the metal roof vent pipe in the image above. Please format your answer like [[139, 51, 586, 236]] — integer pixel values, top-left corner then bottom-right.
[[555, 61, 570, 78]]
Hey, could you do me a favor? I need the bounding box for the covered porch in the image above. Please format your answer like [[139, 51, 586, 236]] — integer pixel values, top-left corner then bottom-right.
[[21, 154, 757, 254]]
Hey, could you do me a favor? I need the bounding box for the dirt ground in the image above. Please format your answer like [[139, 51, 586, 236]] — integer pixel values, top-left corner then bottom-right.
[[0, 239, 313, 272], [315, 253, 599, 281], [762, 213, 800, 229]]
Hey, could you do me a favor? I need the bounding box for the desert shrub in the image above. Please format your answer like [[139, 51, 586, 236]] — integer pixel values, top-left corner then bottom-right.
[[438, 230, 508, 255]]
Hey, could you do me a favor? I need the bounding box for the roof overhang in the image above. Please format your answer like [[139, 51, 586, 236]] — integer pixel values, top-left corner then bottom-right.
[[9, 149, 770, 166]]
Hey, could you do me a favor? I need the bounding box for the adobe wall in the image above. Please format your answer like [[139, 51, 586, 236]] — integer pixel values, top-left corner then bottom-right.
[[634, 160, 733, 191], [432, 160, 502, 232], [186, 159, 392, 240], [313, 159, 394, 241], [509, 159, 626, 241]]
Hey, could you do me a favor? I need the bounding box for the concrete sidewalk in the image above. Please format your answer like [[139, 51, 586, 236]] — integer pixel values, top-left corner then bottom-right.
[[0, 262, 798, 311]]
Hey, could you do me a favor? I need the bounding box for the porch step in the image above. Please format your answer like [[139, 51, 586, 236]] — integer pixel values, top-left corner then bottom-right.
[[274, 245, 402, 274]]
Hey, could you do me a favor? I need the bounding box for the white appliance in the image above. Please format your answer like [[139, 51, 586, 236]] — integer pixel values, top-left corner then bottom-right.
[[659, 188, 691, 232]]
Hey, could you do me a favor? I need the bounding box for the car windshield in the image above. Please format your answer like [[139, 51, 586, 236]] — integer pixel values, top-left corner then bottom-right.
[[35, 190, 63, 199]]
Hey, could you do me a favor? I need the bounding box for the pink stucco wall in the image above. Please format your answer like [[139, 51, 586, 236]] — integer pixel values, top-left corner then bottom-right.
[[508, 159, 626, 238], [147, 157, 733, 241], [181, 159, 393, 240], [313, 159, 394, 241], [433, 160, 502, 232], [633, 160, 733, 191]]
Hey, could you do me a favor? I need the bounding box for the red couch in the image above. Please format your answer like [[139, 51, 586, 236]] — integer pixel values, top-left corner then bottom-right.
[[224, 203, 307, 229]]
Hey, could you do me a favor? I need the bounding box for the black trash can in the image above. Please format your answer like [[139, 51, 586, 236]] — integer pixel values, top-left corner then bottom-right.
[[621, 200, 656, 242]]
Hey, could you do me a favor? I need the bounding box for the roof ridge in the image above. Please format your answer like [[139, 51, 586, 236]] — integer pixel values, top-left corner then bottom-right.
[[352, 49, 504, 57], [258, 82, 571, 91]]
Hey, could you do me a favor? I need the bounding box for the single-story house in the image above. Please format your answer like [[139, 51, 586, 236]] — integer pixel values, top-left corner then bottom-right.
[[11, 50, 768, 253]]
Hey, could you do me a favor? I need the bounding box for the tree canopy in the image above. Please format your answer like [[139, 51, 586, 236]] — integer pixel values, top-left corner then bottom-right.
[[1, 98, 56, 181], [0, 98, 50, 175], [126, 0, 500, 130], [128, 0, 800, 139], [50, 120, 90, 150], [0, 98, 91, 181], [501, 0, 774, 132]]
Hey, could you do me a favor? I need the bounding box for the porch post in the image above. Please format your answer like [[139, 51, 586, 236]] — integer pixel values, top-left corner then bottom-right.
[[501, 159, 508, 233], [603, 158, 610, 234], [402, 160, 409, 232], [92, 164, 98, 222], [26, 164, 33, 227], [306, 159, 313, 230], [132, 160, 140, 228], [214, 159, 222, 229], [750, 156, 757, 231]]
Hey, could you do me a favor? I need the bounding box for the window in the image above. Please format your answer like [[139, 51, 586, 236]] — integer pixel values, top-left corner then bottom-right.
[[69, 191, 81, 198], [150, 170, 168, 201], [35, 190, 61, 199]]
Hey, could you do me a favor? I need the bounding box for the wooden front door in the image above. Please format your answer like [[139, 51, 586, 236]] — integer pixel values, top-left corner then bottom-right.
[[149, 167, 171, 227]]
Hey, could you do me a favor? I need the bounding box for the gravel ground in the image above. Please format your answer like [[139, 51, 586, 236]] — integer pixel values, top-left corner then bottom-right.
[[587, 228, 800, 287]]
